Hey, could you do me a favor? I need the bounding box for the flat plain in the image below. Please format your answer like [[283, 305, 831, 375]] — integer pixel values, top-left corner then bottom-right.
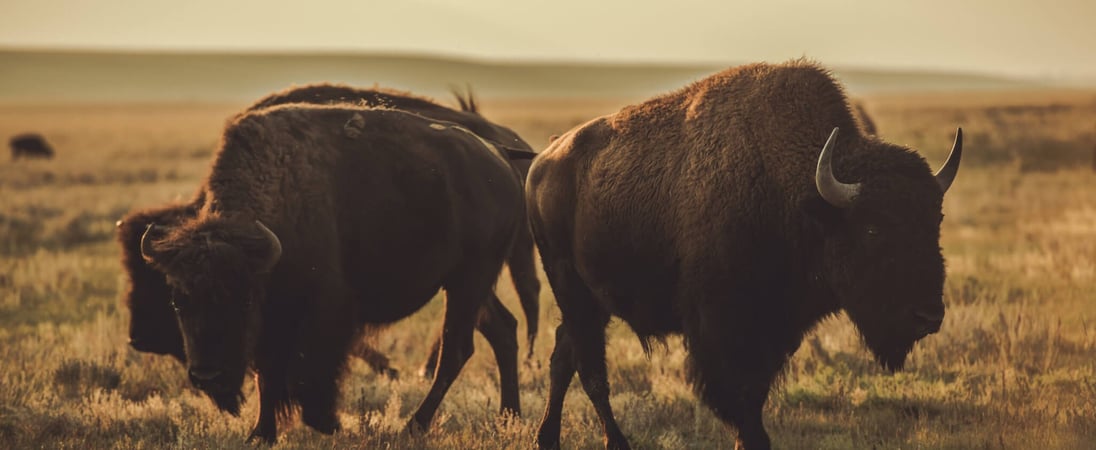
[[1, 89, 1094, 449]]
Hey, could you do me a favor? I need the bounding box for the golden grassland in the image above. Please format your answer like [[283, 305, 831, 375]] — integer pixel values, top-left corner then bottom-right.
[[1, 90, 1095, 449]]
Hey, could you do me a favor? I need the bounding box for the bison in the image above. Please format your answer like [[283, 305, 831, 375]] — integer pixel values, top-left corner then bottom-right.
[[526, 61, 962, 450], [9, 133, 55, 159], [138, 103, 531, 443], [116, 196, 401, 377], [117, 84, 542, 380]]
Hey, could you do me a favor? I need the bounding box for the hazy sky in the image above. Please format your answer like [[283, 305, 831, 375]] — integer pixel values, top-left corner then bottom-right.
[[2, 0, 1094, 80]]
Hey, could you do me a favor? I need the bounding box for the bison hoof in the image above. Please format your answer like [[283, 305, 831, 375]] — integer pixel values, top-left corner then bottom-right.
[[403, 418, 429, 437], [535, 433, 560, 450], [303, 414, 341, 435]]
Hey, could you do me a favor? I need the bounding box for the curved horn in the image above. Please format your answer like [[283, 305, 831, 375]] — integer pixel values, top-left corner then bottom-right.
[[254, 220, 282, 273], [815, 127, 861, 208], [934, 128, 963, 194], [140, 224, 164, 263]]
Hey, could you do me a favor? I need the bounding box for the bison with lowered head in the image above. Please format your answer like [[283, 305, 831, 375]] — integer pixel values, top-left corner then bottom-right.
[[9, 133, 55, 159], [117, 85, 542, 379], [138, 103, 529, 443], [527, 61, 962, 450]]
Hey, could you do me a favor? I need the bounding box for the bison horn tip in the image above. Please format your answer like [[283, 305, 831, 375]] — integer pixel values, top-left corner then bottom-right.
[[934, 128, 963, 194]]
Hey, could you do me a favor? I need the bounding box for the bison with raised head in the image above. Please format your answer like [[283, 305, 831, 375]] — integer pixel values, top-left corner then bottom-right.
[[527, 61, 962, 450], [137, 103, 529, 443], [117, 85, 542, 380]]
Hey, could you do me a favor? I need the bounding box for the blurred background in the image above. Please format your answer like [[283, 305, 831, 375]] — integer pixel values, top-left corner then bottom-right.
[[2, 0, 1095, 102], [1, 1, 1094, 449]]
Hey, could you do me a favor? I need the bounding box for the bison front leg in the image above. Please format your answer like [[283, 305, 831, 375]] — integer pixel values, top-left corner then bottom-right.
[[247, 369, 287, 444], [248, 298, 297, 444], [290, 282, 357, 436], [685, 327, 783, 450]]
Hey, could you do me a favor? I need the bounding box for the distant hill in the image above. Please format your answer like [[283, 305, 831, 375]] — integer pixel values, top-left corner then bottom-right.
[[0, 49, 1044, 103]]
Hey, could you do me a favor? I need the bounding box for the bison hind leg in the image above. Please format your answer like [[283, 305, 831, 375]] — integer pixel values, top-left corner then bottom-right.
[[405, 263, 500, 433], [475, 292, 521, 416], [536, 324, 576, 449], [537, 259, 631, 450]]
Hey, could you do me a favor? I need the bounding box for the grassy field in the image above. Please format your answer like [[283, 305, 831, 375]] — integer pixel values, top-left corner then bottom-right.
[[0, 90, 1095, 449]]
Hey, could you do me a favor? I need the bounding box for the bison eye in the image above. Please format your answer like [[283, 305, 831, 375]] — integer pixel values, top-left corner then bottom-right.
[[865, 224, 881, 237]]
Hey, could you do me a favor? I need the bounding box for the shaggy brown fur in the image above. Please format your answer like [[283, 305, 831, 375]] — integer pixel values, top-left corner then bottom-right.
[[117, 192, 397, 377], [118, 84, 540, 380], [257, 85, 541, 368], [527, 61, 961, 449], [140, 104, 526, 443], [9, 133, 55, 159]]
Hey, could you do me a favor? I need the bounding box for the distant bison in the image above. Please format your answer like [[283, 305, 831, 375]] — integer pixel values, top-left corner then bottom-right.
[[9, 133, 55, 159], [527, 61, 962, 449], [138, 104, 530, 443], [118, 85, 541, 381]]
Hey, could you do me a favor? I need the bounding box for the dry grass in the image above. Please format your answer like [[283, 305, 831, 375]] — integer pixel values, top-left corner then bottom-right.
[[1, 91, 1095, 449]]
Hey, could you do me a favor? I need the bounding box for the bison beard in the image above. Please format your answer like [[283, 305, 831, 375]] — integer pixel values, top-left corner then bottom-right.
[[527, 61, 961, 450], [139, 104, 526, 443], [207, 385, 246, 416], [853, 311, 918, 372]]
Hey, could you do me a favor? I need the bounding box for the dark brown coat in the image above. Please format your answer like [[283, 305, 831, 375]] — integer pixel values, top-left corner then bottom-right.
[[527, 61, 962, 449], [117, 85, 540, 378], [9, 133, 55, 159], [139, 104, 526, 442]]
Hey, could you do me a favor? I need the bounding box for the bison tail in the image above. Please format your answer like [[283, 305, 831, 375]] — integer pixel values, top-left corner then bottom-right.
[[449, 84, 479, 115]]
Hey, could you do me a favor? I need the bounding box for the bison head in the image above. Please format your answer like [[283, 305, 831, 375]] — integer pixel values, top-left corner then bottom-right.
[[139, 217, 282, 415], [806, 127, 961, 371], [116, 207, 192, 362]]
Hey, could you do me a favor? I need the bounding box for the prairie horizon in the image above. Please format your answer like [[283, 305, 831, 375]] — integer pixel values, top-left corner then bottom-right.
[[0, 48, 1066, 104]]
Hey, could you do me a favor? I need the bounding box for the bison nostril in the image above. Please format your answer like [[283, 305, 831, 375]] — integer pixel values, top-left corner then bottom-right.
[[912, 308, 944, 338], [189, 367, 223, 383]]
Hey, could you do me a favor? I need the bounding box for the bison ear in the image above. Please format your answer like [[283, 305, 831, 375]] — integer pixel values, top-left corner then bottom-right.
[[239, 221, 282, 274], [800, 195, 844, 233]]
